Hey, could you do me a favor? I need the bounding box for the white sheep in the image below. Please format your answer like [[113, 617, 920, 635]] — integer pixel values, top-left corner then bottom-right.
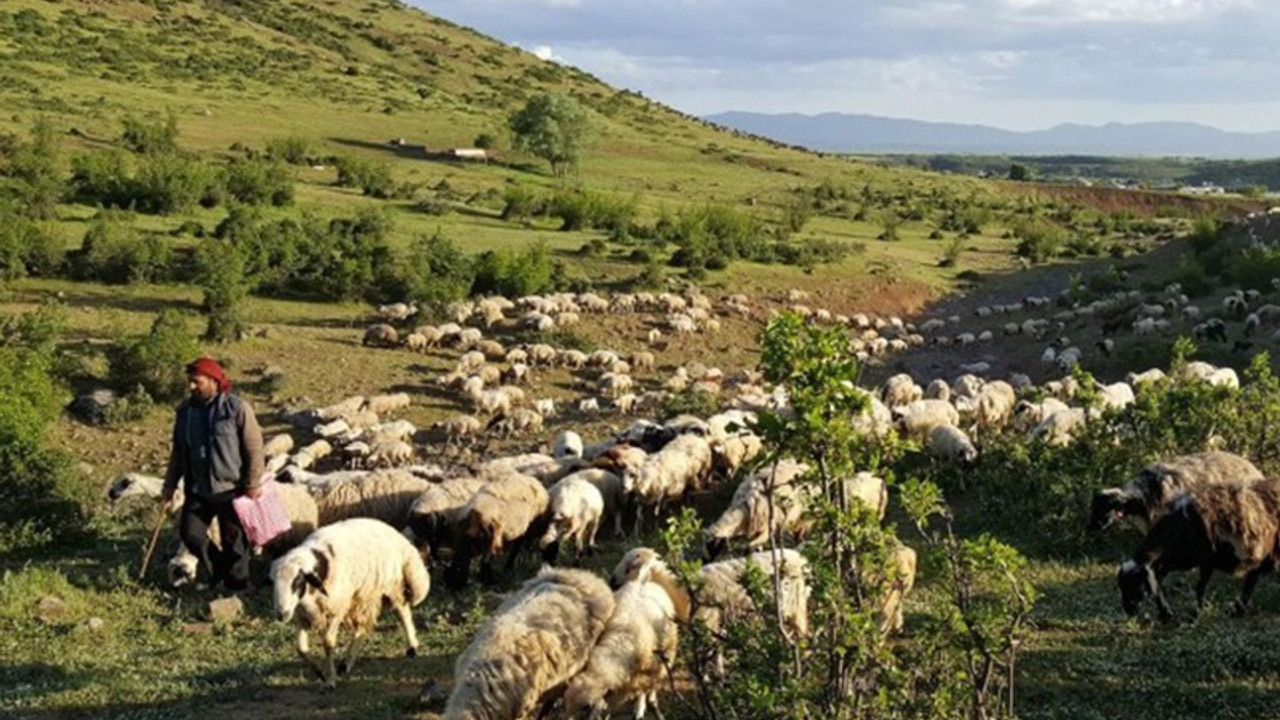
[[444, 568, 616, 720], [626, 434, 713, 534], [927, 425, 978, 463], [445, 472, 550, 588], [312, 469, 430, 527], [405, 475, 489, 560], [894, 399, 960, 440], [553, 430, 585, 459], [362, 392, 410, 415], [270, 518, 430, 687], [540, 475, 605, 562]]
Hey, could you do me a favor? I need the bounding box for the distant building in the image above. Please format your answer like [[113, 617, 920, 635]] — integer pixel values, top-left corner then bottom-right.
[[1180, 183, 1226, 196], [445, 148, 488, 163]]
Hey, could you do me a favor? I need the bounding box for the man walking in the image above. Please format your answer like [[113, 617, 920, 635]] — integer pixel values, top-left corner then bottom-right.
[[161, 357, 265, 592]]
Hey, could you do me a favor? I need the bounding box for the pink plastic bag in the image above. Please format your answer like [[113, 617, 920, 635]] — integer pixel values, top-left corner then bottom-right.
[[233, 476, 291, 549]]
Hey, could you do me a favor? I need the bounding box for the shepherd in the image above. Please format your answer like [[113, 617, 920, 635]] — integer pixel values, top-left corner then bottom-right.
[[160, 357, 265, 592]]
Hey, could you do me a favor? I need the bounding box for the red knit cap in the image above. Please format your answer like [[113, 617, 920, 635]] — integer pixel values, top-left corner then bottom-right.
[[186, 357, 231, 393]]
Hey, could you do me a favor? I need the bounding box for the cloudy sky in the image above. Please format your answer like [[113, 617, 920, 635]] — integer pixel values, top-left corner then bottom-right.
[[414, 0, 1280, 132]]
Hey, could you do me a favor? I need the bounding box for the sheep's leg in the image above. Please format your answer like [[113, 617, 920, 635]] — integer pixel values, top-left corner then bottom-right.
[[1193, 565, 1214, 616], [1233, 568, 1263, 617], [338, 631, 366, 676], [1149, 569, 1175, 623], [394, 601, 421, 657], [296, 630, 327, 681], [635, 692, 648, 719], [650, 692, 666, 720], [320, 621, 342, 687]]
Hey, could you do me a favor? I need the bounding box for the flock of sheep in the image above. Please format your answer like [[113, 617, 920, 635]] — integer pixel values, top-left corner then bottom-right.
[[100, 252, 1280, 716]]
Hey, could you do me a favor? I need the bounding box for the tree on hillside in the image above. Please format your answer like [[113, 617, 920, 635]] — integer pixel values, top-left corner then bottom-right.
[[508, 93, 592, 177], [1008, 162, 1030, 181]]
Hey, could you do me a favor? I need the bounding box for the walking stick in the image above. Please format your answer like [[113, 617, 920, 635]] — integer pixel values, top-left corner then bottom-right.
[[139, 504, 169, 581]]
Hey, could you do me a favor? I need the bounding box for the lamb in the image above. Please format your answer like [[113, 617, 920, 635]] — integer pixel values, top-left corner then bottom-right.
[[315, 396, 365, 421], [705, 461, 886, 558], [313, 469, 431, 527], [435, 415, 483, 445], [553, 430, 585, 459], [625, 434, 713, 534], [1029, 408, 1090, 447], [927, 425, 978, 463], [362, 392, 411, 415], [539, 475, 606, 562], [881, 373, 922, 408], [263, 433, 295, 458], [362, 323, 399, 348], [1094, 381, 1135, 411], [1118, 480, 1280, 622], [443, 567, 615, 720], [445, 472, 551, 589], [405, 475, 489, 561], [271, 518, 430, 687], [562, 556, 687, 720], [1090, 451, 1265, 532], [894, 399, 960, 440], [879, 543, 918, 634]]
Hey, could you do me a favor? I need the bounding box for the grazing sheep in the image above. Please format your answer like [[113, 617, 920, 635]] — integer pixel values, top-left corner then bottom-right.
[[363, 393, 411, 415], [263, 434, 295, 458], [879, 543, 918, 634], [405, 476, 488, 560], [446, 473, 550, 589], [436, 415, 483, 445], [1095, 381, 1136, 410], [705, 461, 886, 558], [894, 399, 960, 440], [443, 568, 615, 720], [927, 425, 978, 463], [881, 373, 923, 408], [626, 434, 713, 534], [553, 430, 585, 459], [367, 439, 414, 469], [362, 324, 399, 348], [316, 396, 365, 421], [540, 475, 606, 562], [1118, 480, 1280, 621], [562, 556, 687, 720], [1029, 408, 1090, 447], [313, 470, 430, 527], [1090, 452, 1265, 532], [271, 518, 430, 687]]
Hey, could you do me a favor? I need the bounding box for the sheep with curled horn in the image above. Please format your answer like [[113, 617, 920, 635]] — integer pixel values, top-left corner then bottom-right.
[[1118, 479, 1280, 622], [1091, 452, 1264, 533]]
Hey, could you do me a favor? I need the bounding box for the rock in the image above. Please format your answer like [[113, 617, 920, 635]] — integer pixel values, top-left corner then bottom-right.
[[66, 389, 118, 425], [208, 596, 244, 624], [86, 617, 105, 632], [37, 595, 67, 622]]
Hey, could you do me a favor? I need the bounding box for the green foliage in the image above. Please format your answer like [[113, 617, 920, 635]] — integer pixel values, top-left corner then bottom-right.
[[0, 305, 82, 554], [3, 117, 65, 219], [939, 234, 965, 267], [663, 203, 769, 270], [659, 387, 725, 421], [334, 154, 395, 198], [399, 230, 475, 315], [1008, 163, 1030, 181], [264, 135, 311, 165], [470, 241, 555, 297], [0, 201, 61, 281], [1225, 245, 1280, 292], [1014, 220, 1067, 263], [106, 309, 202, 403], [131, 152, 216, 214], [101, 383, 157, 427], [119, 111, 180, 155], [500, 184, 542, 222], [196, 239, 250, 342], [69, 149, 135, 207], [221, 157, 294, 206], [508, 92, 593, 176], [1187, 214, 1222, 256], [548, 188, 636, 236], [72, 210, 172, 284], [473, 132, 496, 149]]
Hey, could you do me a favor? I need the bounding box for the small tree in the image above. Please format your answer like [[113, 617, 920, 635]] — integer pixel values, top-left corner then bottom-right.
[[1008, 163, 1030, 181], [196, 239, 250, 342], [508, 92, 592, 176], [5, 117, 65, 220], [106, 309, 201, 401], [401, 230, 475, 316]]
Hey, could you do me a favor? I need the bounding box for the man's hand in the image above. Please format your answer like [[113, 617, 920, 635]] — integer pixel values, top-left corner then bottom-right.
[[244, 485, 263, 500], [160, 488, 176, 511]]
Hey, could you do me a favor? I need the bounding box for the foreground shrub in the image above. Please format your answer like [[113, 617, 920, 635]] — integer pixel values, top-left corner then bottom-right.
[[0, 306, 83, 554], [71, 211, 171, 284], [106, 310, 202, 402], [221, 157, 294, 206]]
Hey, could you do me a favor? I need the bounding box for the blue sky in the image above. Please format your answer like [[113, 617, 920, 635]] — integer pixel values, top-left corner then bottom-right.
[[413, 0, 1280, 132]]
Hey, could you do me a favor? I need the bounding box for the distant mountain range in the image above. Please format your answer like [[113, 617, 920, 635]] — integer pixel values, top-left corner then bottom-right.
[[702, 112, 1280, 159]]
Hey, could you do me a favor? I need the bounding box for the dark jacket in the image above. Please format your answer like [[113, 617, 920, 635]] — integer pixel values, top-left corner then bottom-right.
[[164, 392, 265, 498]]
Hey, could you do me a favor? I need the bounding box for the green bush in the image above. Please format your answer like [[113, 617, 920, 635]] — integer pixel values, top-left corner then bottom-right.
[[334, 155, 395, 198], [221, 157, 294, 206], [119, 111, 180, 155], [106, 309, 202, 402], [0, 306, 83, 554], [500, 184, 542, 222], [471, 241, 555, 297], [3, 117, 65, 220], [72, 211, 172, 284], [399, 230, 475, 315], [0, 202, 61, 280], [131, 152, 215, 214], [196, 239, 250, 342], [69, 150, 135, 207], [1014, 221, 1067, 263], [264, 135, 311, 165]]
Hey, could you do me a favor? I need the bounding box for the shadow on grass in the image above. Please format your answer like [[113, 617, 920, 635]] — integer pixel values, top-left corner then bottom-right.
[[52, 291, 199, 317]]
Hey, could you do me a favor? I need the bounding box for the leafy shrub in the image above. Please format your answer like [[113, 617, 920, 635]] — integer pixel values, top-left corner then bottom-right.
[[334, 154, 395, 198], [72, 211, 172, 284], [1014, 221, 1067, 263], [471, 241, 555, 297], [660, 387, 724, 420], [131, 152, 215, 214], [102, 384, 157, 426], [0, 306, 82, 554], [119, 112, 180, 155], [69, 150, 135, 207], [1225, 245, 1280, 292], [196, 239, 250, 342], [106, 309, 202, 402], [938, 235, 965, 267], [264, 135, 311, 165], [1174, 255, 1214, 298], [399, 230, 475, 315], [1187, 214, 1222, 255], [500, 184, 542, 222], [3, 118, 65, 220], [221, 157, 294, 206], [473, 133, 496, 149], [0, 202, 61, 280]]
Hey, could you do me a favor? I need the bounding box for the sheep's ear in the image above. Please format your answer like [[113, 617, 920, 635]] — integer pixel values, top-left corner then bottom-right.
[[308, 547, 331, 592]]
